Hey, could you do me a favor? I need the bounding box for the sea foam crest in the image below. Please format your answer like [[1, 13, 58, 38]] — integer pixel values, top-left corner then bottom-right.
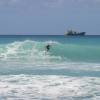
[[0, 40, 62, 65]]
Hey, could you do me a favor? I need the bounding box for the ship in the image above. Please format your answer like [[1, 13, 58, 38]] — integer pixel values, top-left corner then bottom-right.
[[65, 30, 86, 36]]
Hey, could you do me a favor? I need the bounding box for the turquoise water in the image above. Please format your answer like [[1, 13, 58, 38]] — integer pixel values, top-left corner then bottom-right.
[[0, 35, 100, 100]]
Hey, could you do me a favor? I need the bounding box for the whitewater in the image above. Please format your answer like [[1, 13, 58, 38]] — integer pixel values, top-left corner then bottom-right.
[[0, 35, 100, 100]]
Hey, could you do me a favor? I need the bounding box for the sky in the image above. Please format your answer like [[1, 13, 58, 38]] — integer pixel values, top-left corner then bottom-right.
[[0, 0, 100, 35]]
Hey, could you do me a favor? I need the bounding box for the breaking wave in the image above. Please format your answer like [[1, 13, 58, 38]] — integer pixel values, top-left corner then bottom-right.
[[0, 40, 100, 63], [0, 40, 100, 75]]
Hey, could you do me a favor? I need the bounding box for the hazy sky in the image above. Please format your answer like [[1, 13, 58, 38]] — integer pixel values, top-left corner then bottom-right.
[[0, 0, 100, 35]]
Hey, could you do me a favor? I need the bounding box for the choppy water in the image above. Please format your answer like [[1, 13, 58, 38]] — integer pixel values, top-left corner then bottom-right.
[[0, 35, 100, 100]]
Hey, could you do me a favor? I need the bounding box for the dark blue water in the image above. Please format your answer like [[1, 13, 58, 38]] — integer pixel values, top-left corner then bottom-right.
[[0, 35, 100, 44]]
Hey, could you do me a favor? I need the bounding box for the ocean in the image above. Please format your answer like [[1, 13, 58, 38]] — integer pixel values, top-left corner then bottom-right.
[[0, 35, 100, 100]]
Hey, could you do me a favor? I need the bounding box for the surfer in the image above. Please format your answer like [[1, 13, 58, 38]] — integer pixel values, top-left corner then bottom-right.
[[45, 44, 50, 52]]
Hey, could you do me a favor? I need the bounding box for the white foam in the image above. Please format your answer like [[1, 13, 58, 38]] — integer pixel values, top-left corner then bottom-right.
[[0, 40, 64, 69], [0, 40, 100, 72], [0, 75, 100, 100], [0, 40, 59, 61], [45, 40, 60, 45]]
